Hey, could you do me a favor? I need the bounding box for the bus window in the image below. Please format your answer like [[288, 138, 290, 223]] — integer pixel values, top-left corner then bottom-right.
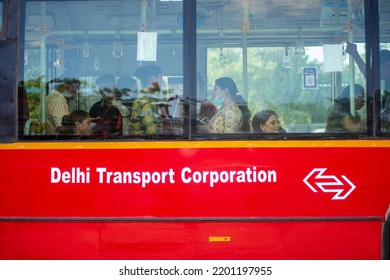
[[195, 0, 367, 137], [20, 0, 184, 139], [379, 0, 390, 133], [18, 0, 384, 140], [0, 2, 3, 32]]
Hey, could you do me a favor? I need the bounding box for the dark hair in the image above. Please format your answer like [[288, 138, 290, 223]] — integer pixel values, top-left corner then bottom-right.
[[215, 77, 251, 132], [337, 84, 365, 101], [46, 77, 80, 94], [62, 110, 90, 127], [215, 77, 239, 98], [134, 65, 162, 88], [252, 110, 278, 133]]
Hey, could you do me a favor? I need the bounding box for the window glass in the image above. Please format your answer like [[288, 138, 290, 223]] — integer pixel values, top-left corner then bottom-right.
[[19, 0, 377, 140], [20, 0, 184, 139], [196, 0, 367, 136], [0, 2, 3, 31], [379, 0, 390, 133]]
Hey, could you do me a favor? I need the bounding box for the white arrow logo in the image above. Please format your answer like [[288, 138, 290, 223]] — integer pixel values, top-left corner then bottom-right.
[[303, 168, 356, 200]]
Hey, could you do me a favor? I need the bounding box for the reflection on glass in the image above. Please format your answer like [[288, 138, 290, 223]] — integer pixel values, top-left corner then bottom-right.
[[379, 0, 390, 132], [0, 3, 2, 29], [197, 0, 366, 135], [20, 0, 184, 139]]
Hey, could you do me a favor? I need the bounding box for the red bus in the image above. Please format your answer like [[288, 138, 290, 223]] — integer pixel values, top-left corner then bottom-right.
[[0, 0, 389, 260]]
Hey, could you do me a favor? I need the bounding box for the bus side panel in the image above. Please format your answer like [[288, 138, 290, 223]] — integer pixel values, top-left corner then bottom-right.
[[0, 221, 381, 259], [0, 222, 101, 259], [0, 147, 389, 218], [0, 146, 388, 259], [282, 221, 382, 259]]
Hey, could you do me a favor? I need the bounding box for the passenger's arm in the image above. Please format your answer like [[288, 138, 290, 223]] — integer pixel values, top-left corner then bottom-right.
[[346, 43, 366, 78], [341, 116, 366, 132], [197, 123, 213, 133]]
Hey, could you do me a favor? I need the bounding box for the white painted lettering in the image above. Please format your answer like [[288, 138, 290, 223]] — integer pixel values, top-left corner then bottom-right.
[[96, 167, 106, 183], [51, 167, 61, 183]]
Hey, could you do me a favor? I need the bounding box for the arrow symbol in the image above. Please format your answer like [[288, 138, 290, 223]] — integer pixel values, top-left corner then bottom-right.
[[303, 168, 356, 200]]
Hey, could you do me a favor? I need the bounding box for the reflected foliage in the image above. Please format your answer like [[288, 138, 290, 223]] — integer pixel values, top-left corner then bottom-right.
[[207, 46, 366, 131]]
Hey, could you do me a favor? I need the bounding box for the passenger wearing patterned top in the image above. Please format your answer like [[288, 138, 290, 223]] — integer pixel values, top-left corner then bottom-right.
[[130, 65, 163, 135], [45, 78, 79, 135], [198, 77, 251, 133]]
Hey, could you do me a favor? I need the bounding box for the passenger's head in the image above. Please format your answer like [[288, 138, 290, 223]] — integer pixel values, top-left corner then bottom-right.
[[96, 74, 116, 100], [62, 110, 92, 135], [338, 84, 365, 110], [134, 65, 162, 93], [48, 78, 79, 100], [252, 110, 282, 133], [380, 49, 390, 79], [214, 77, 239, 101], [116, 75, 138, 100]]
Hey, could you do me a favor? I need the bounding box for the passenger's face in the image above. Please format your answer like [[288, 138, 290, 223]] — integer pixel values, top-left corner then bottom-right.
[[61, 85, 77, 100], [149, 74, 162, 92], [120, 89, 135, 100], [260, 114, 281, 133], [213, 85, 227, 98], [99, 86, 115, 101], [354, 94, 365, 110], [98, 82, 115, 97], [76, 118, 92, 135]]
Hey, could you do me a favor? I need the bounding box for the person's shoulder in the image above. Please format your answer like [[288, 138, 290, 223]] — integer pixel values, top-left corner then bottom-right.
[[108, 105, 120, 113], [45, 91, 62, 103], [226, 104, 241, 113], [135, 95, 151, 106], [90, 100, 103, 108], [46, 90, 59, 99]]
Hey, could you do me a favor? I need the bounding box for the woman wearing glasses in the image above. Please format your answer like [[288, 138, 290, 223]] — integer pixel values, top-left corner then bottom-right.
[[252, 110, 286, 133]]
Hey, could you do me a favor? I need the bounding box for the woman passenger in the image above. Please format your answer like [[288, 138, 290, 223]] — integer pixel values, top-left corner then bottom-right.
[[198, 77, 251, 133], [252, 110, 285, 133], [61, 110, 92, 136]]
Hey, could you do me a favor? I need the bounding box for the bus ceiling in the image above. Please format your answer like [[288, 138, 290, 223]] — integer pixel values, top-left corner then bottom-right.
[[21, 0, 374, 48]]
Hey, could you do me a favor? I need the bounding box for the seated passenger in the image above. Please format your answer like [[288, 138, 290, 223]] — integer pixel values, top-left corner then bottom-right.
[[61, 110, 92, 136], [252, 110, 285, 133], [89, 74, 122, 136], [198, 77, 251, 133], [130, 65, 163, 135], [325, 84, 366, 133]]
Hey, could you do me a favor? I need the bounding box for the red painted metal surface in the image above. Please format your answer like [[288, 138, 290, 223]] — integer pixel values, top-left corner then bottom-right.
[[0, 146, 389, 259], [0, 221, 381, 259]]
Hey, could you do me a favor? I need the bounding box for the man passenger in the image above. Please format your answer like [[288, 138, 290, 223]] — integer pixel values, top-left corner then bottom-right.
[[130, 65, 163, 135]]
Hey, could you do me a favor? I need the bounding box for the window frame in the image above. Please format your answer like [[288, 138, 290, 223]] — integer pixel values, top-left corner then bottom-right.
[[5, 0, 386, 142]]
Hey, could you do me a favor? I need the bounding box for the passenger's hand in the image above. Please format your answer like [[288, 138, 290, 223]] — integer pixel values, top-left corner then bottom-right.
[[358, 119, 367, 132], [345, 43, 359, 57], [197, 123, 212, 133]]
